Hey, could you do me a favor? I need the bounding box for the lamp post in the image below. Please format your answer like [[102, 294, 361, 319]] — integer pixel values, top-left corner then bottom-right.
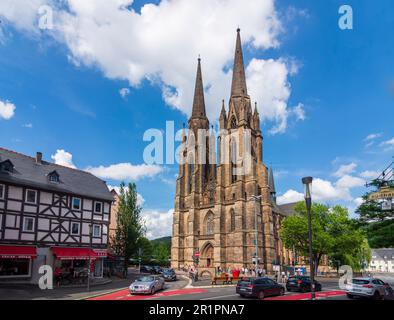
[[302, 176, 315, 300], [87, 224, 93, 292], [250, 195, 262, 275]]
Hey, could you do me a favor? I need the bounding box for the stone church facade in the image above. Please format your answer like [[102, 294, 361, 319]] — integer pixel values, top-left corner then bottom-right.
[[171, 29, 294, 275]]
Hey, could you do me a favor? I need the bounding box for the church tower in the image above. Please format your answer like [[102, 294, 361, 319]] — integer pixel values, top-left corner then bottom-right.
[[171, 29, 281, 275]]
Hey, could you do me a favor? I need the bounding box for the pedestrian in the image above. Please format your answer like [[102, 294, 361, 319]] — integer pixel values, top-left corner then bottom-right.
[[241, 266, 245, 275], [281, 271, 285, 283], [274, 272, 278, 282]]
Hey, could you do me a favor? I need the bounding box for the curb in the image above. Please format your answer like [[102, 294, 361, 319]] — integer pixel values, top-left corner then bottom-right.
[[77, 286, 129, 300]]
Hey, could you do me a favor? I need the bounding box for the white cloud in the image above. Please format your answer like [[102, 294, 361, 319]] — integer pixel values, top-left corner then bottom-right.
[[86, 162, 163, 181], [353, 197, 364, 207], [359, 170, 381, 179], [333, 162, 357, 178], [312, 178, 352, 202], [364, 133, 382, 141], [335, 175, 365, 189], [0, 99, 16, 120], [119, 87, 130, 99], [277, 189, 303, 205], [0, 0, 304, 134], [107, 185, 145, 206], [142, 208, 173, 240], [51, 149, 76, 168], [246, 58, 303, 134], [381, 137, 394, 151], [22, 123, 33, 128]]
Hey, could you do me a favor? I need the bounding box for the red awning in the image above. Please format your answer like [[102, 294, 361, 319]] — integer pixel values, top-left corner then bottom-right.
[[0, 245, 37, 259], [52, 247, 107, 260]]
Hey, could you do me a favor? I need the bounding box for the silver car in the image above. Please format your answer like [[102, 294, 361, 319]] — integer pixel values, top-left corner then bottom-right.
[[346, 277, 391, 300], [129, 275, 165, 295]]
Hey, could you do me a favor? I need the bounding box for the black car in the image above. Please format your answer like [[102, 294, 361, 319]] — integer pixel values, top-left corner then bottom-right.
[[162, 268, 177, 281], [140, 265, 153, 273], [236, 277, 285, 299], [286, 276, 322, 293], [151, 266, 163, 274]]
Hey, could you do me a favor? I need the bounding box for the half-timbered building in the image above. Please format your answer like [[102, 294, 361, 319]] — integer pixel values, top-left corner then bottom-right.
[[0, 148, 113, 284]]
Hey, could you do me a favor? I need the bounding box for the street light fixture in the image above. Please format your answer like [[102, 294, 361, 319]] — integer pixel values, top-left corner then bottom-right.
[[249, 195, 262, 275], [302, 176, 315, 300]]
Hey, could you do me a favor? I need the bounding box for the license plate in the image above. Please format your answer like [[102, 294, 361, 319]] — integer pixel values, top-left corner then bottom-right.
[[240, 288, 247, 291]]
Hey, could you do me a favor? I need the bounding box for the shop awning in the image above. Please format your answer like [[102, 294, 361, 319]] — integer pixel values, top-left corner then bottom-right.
[[0, 245, 37, 259], [51, 247, 107, 260]]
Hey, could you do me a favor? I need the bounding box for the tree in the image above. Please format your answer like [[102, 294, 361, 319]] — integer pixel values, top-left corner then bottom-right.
[[137, 237, 154, 264], [110, 182, 145, 277], [280, 202, 370, 273], [356, 189, 394, 248]]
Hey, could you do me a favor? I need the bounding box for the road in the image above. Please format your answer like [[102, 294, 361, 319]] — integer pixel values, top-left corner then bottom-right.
[[88, 277, 350, 301]]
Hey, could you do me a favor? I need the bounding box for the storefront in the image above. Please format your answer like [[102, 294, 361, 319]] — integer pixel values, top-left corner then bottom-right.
[[0, 245, 37, 280], [51, 247, 107, 279]]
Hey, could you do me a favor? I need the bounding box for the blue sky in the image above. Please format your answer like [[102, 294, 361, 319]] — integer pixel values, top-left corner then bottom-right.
[[0, 0, 393, 238]]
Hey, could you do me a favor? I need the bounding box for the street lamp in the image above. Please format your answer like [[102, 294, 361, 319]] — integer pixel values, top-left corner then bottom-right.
[[302, 176, 315, 300], [249, 195, 262, 275]]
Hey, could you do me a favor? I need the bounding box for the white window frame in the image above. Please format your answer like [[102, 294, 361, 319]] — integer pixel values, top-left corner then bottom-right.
[[72, 197, 82, 211], [25, 189, 37, 204], [0, 184, 4, 199], [49, 174, 59, 183], [93, 224, 102, 237], [23, 216, 35, 232], [94, 201, 103, 214], [71, 222, 80, 235]]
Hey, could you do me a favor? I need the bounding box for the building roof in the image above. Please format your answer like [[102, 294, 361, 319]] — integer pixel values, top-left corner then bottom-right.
[[371, 248, 394, 260], [190, 57, 207, 119], [276, 202, 300, 217], [0, 148, 113, 201]]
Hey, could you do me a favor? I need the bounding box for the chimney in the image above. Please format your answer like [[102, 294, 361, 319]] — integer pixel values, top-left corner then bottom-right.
[[36, 152, 42, 164]]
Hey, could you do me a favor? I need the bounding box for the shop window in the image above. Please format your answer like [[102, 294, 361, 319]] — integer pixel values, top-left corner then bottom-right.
[[94, 201, 103, 214], [93, 225, 101, 237], [0, 259, 31, 278], [23, 217, 35, 232], [72, 197, 81, 210], [25, 189, 37, 204], [71, 222, 80, 235]]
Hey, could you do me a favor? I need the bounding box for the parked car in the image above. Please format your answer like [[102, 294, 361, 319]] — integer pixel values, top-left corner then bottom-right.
[[346, 278, 392, 300], [286, 276, 322, 293], [236, 277, 285, 299], [151, 266, 163, 274], [129, 275, 165, 295], [140, 265, 153, 273], [162, 268, 177, 281]]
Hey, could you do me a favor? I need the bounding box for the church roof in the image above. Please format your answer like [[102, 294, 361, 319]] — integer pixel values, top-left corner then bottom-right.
[[230, 28, 248, 97], [190, 58, 207, 119], [268, 165, 276, 194], [277, 202, 299, 217]]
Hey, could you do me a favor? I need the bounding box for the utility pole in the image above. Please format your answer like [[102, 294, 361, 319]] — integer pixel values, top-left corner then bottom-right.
[[87, 224, 93, 292]]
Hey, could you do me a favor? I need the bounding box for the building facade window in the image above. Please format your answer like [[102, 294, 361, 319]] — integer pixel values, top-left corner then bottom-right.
[[93, 225, 101, 237], [0, 259, 31, 278], [49, 174, 59, 182], [23, 217, 35, 232], [230, 209, 236, 232], [71, 222, 80, 235], [72, 197, 81, 210], [94, 201, 103, 213], [25, 189, 37, 204], [0, 184, 4, 199], [206, 212, 214, 235]]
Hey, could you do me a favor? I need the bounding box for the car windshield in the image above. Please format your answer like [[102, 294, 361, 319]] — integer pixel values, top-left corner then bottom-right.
[[352, 279, 370, 285], [136, 276, 154, 282]]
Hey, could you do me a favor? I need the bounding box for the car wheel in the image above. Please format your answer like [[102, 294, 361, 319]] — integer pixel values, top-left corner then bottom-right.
[[373, 291, 382, 300], [316, 285, 322, 292], [347, 293, 354, 299], [150, 287, 155, 295], [280, 288, 285, 296], [301, 286, 307, 293], [239, 294, 246, 298], [258, 291, 265, 300]]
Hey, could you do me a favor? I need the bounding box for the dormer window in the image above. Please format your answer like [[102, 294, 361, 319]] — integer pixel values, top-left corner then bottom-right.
[[0, 160, 14, 173], [48, 171, 60, 183]]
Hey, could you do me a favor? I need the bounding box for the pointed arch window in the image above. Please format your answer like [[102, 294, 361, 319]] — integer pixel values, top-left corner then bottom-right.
[[188, 153, 195, 194], [230, 117, 237, 129], [206, 212, 214, 235], [230, 209, 236, 232], [230, 140, 237, 184]]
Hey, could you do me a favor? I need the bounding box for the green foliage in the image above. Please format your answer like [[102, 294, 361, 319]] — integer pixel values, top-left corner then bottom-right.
[[110, 182, 145, 276], [137, 237, 154, 263], [280, 202, 370, 272], [356, 193, 394, 223], [364, 219, 394, 248]]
